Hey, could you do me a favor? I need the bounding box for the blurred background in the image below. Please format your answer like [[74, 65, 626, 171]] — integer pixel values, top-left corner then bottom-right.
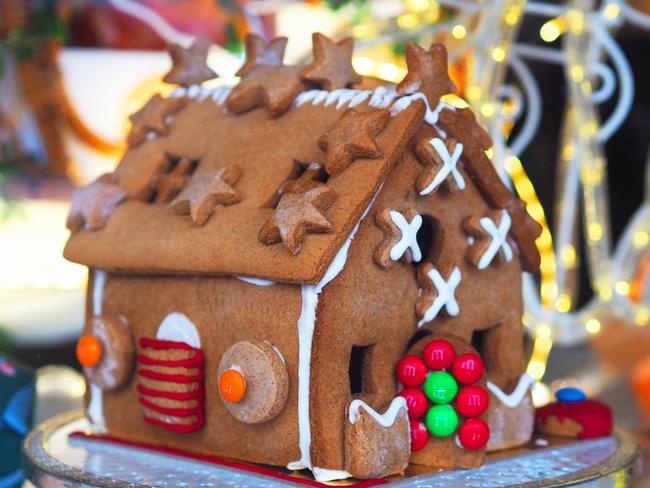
[[0, 0, 649, 486]]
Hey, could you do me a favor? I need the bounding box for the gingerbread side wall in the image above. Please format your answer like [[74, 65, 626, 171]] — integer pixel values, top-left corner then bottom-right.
[[81, 271, 303, 466], [309, 123, 527, 471]]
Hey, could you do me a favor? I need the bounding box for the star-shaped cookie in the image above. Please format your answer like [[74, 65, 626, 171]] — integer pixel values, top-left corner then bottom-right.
[[127, 95, 186, 146], [278, 162, 327, 195], [66, 174, 127, 233], [396, 42, 456, 108], [226, 65, 307, 116], [318, 108, 390, 176], [236, 34, 288, 77], [163, 38, 217, 86], [150, 158, 194, 204], [258, 186, 336, 255], [462, 210, 514, 269], [172, 164, 242, 225], [300, 33, 361, 90]]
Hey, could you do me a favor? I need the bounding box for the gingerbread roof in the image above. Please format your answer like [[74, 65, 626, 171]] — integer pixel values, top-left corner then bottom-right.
[[63, 85, 427, 284], [64, 36, 541, 282]]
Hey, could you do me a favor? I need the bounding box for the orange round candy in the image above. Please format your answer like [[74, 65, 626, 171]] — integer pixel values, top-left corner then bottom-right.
[[220, 369, 247, 403], [77, 335, 102, 368]]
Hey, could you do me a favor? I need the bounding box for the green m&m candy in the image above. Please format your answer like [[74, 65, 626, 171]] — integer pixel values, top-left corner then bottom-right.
[[423, 371, 458, 404], [425, 404, 459, 437]]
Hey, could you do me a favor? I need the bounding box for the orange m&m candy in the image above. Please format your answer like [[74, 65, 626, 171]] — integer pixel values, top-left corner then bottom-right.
[[220, 369, 246, 403], [77, 335, 102, 368]]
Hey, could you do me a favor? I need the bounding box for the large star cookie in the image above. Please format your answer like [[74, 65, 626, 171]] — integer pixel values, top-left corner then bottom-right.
[[127, 95, 186, 146], [163, 38, 217, 87], [300, 33, 361, 90], [66, 175, 127, 232]]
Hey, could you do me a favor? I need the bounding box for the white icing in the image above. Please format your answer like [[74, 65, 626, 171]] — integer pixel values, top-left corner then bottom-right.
[[170, 87, 187, 98], [228, 364, 244, 374], [312, 467, 353, 482], [289, 186, 382, 480], [187, 84, 201, 98], [487, 373, 536, 408], [93, 270, 106, 315], [87, 270, 107, 431], [266, 341, 286, 365], [237, 276, 275, 287], [419, 137, 465, 195], [146, 131, 156, 140], [87, 383, 106, 432], [417, 266, 462, 327], [477, 211, 514, 269], [170, 85, 232, 106], [348, 397, 407, 427], [535, 438, 549, 446], [388, 211, 423, 262], [156, 312, 201, 349]]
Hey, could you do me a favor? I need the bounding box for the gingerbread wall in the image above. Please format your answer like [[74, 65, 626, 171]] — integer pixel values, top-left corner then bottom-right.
[[85, 271, 303, 466], [309, 122, 525, 471]]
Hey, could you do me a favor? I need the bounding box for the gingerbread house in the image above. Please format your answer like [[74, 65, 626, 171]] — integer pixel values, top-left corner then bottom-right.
[[64, 33, 542, 481]]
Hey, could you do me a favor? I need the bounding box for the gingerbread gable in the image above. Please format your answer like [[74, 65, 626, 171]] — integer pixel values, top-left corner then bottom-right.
[[63, 86, 426, 284]]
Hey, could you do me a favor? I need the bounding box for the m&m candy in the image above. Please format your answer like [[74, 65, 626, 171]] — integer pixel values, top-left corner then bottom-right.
[[410, 420, 430, 451], [451, 353, 484, 385], [458, 418, 490, 450], [456, 385, 489, 418], [423, 339, 456, 371], [399, 388, 428, 419], [425, 404, 459, 437], [76, 335, 102, 368], [423, 371, 458, 404], [396, 355, 428, 387], [555, 387, 586, 403]]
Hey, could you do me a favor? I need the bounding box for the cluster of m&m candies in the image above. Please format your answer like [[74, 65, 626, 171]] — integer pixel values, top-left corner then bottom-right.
[[396, 339, 490, 451]]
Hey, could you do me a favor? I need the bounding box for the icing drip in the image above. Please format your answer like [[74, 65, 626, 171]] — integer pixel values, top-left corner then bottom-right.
[[348, 397, 407, 427], [87, 383, 106, 431], [289, 186, 382, 480], [170, 85, 232, 106], [237, 276, 275, 287], [156, 312, 201, 349], [88, 269, 107, 431], [487, 373, 535, 408], [477, 211, 514, 269]]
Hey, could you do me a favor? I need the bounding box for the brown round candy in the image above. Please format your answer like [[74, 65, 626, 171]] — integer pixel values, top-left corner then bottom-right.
[[217, 340, 288, 424], [83, 315, 134, 390]]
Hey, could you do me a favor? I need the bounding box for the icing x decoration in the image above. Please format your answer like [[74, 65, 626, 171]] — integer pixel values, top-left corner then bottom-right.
[[415, 137, 465, 195], [374, 208, 423, 267], [172, 164, 242, 225], [318, 108, 390, 176], [127, 94, 186, 146], [163, 38, 217, 87], [396, 42, 456, 108], [300, 33, 361, 91], [463, 210, 513, 270], [137, 337, 205, 433], [66, 174, 127, 233], [416, 263, 462, 327], [258, 186, 336, 255]]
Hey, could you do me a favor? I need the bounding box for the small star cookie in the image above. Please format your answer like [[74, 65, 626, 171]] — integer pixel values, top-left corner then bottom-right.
[[300, 33, 361, 90], [172, 164, 242, 225], [163, 38, 217, 87], [416, 262, 462, 326], [258, 186, 336, 255], [236, 34, 288, 77], [414, 137, 465, 194], [462, 210, 514, 270], [149, 158, 194, 204], [318, 108, 390, 176], [374, 208, 423, 267], [66, 175, 127, 233], [127, 95, 186, 146], [396, 42, 456, 108]]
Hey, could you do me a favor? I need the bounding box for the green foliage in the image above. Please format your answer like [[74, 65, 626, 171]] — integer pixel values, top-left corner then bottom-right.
[[3, 6, 67, 63], [325, 0, 368, 10]]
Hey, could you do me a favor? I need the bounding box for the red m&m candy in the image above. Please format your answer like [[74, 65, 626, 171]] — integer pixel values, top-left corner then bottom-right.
[[423, 340, 456, 371], [458, 418, 490, 450], [456, 386, 489, 418], [399, 388, 428, 419], [409, 420, 429, 451], [396, 355, 428, 387], [452, 353, 484, 385]]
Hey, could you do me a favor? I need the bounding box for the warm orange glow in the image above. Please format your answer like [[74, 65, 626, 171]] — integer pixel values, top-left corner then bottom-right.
[[220, 369, 247, 403]]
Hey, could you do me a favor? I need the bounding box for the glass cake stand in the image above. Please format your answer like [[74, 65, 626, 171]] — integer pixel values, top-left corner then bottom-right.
[[23, 411, 642, 488]]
